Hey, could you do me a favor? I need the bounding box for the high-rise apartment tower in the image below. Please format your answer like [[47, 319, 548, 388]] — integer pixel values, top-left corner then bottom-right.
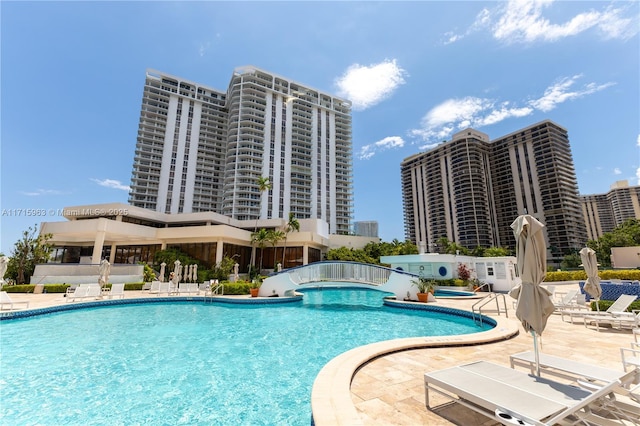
[[402, 120, 587, 263], [582, 180, 640, 240], [129, 67, 353, 234]]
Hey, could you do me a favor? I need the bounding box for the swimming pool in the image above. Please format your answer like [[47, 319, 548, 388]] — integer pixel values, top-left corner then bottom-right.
[[0, 287, 493, 425], [434, 289, 478, 297]]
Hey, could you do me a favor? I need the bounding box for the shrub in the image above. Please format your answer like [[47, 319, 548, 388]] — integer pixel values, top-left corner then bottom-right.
[[544, 270, 640, 282], [593, 299, 640, 312], [1, 284, 36, 293]]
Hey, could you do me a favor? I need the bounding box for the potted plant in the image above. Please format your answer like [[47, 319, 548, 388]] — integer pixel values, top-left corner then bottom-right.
[[249, 277, 261, 297], [412, 277, 434, 302]]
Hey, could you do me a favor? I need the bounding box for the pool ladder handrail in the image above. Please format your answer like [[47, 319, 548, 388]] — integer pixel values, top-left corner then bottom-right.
[[204, 281, 225, 303], [472, 293, 509, 326]]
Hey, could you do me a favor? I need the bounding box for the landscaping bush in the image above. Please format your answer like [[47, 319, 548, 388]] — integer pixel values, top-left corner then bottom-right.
[[593, 299, 640, 312], [544, 270, 640, 282], [1, 284, 35, 293]]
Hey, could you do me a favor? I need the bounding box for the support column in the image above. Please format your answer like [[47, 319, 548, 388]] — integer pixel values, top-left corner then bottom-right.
[[216, 239, 224, 265], [109, 243, 116, 264], [303, 244, 309, 266], [91, 219, 108, 264]]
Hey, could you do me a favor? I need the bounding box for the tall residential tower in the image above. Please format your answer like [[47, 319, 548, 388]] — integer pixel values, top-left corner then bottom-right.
[[582, 180, 640, 240], [402, 120, 587, 263], [129, 67, 353, 234]]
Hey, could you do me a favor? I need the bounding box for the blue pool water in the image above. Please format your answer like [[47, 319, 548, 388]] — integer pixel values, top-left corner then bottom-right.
[[0, 288, 492, 425]]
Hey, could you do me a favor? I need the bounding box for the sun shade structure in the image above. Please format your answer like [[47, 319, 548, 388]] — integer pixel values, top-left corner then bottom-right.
[[508, 214, 555, 376], [579, 247, 602, 311]]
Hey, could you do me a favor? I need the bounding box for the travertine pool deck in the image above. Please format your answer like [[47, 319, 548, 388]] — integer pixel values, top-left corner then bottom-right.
[[2, 284, 638, 425]]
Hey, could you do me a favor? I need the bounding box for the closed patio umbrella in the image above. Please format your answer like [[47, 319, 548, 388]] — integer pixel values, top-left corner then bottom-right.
[[159, 262, 166, 283], [508, 215, 555, 376], [579, 247, 601, 311], [98, 259, 111, 289]]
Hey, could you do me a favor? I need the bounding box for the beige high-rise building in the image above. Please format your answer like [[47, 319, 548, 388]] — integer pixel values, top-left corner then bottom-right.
[[402, 120, 587, 263], [582, 180, 640, 240], [129, 67, 353, 235]]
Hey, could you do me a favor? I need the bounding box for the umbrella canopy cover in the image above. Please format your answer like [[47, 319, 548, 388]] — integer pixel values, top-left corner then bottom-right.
[[98, 259, 111, 287], [579, 247, 602, 300], [508, 215, 555, 336]]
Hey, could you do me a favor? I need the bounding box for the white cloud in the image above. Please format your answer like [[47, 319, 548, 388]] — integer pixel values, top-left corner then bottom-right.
[[19, 189, 66, 197], [91, 178, 131, 191], [358, 136, 405, 160], [637, 167, 640, 185], [636, 134, 640, 147], [613, 168, 622, 175], [528, 75, 615, 112], [410, 74, 612, 146], [445, 0, 639, 44], [335, 59, 407, 111]]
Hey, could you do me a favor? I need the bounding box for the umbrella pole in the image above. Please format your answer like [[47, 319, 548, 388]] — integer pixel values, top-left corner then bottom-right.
[[532, 331, 540, 376]]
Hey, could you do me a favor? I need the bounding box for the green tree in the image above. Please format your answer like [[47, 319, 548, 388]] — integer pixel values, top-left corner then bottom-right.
[[483, 247, 511, 257], [281, 212, 300, 268], [251, 228, 270, 272], [560, 252, 582, 269], [251, 176, 272, 268], [267, 229, 285, 269], [153, 248, 198, 270], [325, 247, 377, 264], [588, 219, 640, 267], [7, 224, 53, 284]]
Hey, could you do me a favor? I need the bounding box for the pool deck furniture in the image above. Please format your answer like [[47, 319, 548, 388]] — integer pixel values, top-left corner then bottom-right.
[[178, 283, 199, 295], [66, 284, 102, 302], [583, 294, 639, 331], [552, 289, 579, 309], [0, 291, 30, 310], [106, 283, 125, 299], [510, 350, 630, 384], [424, 360, 625, 426]]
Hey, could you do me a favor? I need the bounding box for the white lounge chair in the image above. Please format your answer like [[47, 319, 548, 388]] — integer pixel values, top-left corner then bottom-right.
[[85, 284, 102, 300], [584, 294, 638, 331], [66, 284, 89, 302], [424, 360, 630, 426], [178, 283, 199, 295], [553, 289, 579, 309], [148, 281, 161, 294], [0, 291, 30, 310], [558, 293, 590, 322], [107, 283, 125, 299], [621, 347, 640, 373], [510, 351, 627, 385]]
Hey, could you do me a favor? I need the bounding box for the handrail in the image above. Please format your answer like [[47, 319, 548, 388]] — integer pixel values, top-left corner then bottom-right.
[[276, 261, 398, 286], [472, 293, 509, 326], [203, 281, 224, 303]]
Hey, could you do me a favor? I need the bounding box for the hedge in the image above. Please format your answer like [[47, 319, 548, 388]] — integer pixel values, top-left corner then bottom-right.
[[544, 270, 640, 282]]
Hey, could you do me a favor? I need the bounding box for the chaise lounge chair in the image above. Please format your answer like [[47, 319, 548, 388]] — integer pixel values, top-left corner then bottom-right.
[[0, 291, 30, 310], [510, 351, 628, 385], [106, 283, 125, 299], [424, 360, 630, 426], [583, 294, 638, 331], [553, 289, 579, 309]]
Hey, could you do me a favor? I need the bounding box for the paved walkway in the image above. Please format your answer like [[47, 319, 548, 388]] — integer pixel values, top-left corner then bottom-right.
[[2, 284, 638, 425]]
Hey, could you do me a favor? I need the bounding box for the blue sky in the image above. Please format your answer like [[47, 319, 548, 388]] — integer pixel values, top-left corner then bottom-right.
[[1, 1, 639, 254]]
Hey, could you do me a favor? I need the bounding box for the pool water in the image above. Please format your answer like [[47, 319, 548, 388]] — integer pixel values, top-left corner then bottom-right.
[[0, 288, 491, 425]]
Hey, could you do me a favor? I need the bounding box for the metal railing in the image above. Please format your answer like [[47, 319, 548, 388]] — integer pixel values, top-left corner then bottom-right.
[[203, 280, 224, 303], [472, 293, 509, 326], [286, 261, 392, 286]]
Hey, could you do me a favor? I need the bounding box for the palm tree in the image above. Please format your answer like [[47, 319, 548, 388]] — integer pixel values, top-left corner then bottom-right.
[[251, 228, 270, 274], [281, 212, 300, 268], [267, 229, 285, 270], [251, 176, 272, 269]]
